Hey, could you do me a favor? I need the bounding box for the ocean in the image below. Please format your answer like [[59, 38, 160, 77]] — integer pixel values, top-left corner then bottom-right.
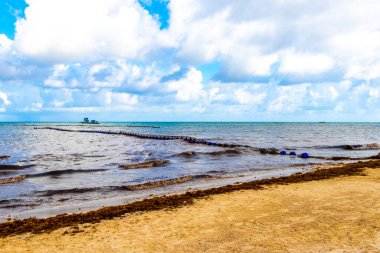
[[1, 122, 379, 220]]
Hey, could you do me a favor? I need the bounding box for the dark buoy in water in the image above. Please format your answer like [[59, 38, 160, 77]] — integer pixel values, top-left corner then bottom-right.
[[289, 151, 297, 156], [280, 150, 287, 155], [300, 152, 309, 158]]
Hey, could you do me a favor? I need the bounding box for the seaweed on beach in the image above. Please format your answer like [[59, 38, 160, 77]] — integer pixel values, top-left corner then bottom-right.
[[0, 159, 379, 237]]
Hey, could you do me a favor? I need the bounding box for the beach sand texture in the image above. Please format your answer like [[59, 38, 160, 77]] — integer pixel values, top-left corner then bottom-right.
[[1, 168, 379, 252]]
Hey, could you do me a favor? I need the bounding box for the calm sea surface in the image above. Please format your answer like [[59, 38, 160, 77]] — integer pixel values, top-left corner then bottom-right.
[[0, 122, 379, 220]]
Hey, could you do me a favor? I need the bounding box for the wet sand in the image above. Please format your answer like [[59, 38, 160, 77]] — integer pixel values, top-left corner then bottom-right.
[[0, 162, 380, 252]]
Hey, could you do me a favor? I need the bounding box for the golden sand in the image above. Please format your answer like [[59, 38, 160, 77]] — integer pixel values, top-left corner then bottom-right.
[[1, 168, 380, 252]]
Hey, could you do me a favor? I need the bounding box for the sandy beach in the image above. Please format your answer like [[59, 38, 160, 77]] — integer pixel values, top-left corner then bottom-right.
[[0, 162, 379, 252]]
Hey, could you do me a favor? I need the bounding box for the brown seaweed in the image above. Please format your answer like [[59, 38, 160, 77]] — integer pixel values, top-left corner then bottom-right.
[[0, 159, 379, 237], [121, 176, 193, 190], [0, 175, 28, 185]]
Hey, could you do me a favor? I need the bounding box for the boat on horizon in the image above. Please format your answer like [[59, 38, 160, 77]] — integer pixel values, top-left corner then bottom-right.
[[80, 117, 99, 124]]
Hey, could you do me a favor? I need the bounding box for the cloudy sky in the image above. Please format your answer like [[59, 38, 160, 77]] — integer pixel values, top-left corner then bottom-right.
[[0, 0, 380, 121]]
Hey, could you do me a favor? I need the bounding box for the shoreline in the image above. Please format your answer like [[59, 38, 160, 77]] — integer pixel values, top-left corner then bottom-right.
[[1, 159, 379, 238]]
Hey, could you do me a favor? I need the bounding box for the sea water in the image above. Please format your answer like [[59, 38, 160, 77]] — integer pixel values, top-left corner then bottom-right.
[[0, 122, 379, 220]]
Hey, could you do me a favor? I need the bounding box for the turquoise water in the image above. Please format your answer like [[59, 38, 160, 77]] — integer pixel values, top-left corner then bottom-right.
[[0, 122, 379, 219]]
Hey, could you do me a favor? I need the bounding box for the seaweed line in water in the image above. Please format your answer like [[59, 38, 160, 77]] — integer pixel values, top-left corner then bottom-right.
[[0, 175, 28, 185]]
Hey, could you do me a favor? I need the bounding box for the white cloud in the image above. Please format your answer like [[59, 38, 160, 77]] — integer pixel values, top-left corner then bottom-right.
[[0, 91, 11, 107], [86, 61, 162, 91], [0, 91, 10, 112], [104, 91, 139, 106], [167, 0, 380, 81], [22, 102, 43, 112], [165, 67, 205, 102], [43, 88, 74, 107], [44, 64, 71, 87], [268, 84, 309, 113], [42, 60, 165, 93], [0, 35, 13, 52], [14, 0, 171, 62], [234, 88, 266, 105], [279, 51, 334, 75]]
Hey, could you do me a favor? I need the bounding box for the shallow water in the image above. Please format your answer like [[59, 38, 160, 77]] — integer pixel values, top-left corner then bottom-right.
[[0, 122, 379, 220]]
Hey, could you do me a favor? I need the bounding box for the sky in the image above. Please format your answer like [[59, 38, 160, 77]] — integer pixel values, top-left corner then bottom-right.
[[0, 0, 380, 122]]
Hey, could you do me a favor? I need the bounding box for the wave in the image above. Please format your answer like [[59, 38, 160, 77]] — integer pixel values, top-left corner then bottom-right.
[[0, 199, 41, 209], [257, 148, 279, 154], [37, 187, 98, 197], [124, 125, 160, 128], [0, 164, 35, 170], [119, 160, 169, 170], [310, 152, 380, 161], [338, 143, 380, 150], [29, 153, 106, 163], [0, 171, 16, 176], [36, 175, 212, 197], [310, 143, 380, 151], [118, 176, 194, 191], [173, 149, 244, 158], [174, 147, 279, 158], [204, 149, 244, 156], [0, 199, 19, 205], [28, 169, 107, 178]]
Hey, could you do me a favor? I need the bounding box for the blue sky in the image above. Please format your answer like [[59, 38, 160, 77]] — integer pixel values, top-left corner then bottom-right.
[[0, 0, 27, 39], [0, 0, 380, 122]]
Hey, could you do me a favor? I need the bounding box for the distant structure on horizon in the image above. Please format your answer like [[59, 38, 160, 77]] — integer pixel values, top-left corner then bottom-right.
[[81, 117, 99, 124]]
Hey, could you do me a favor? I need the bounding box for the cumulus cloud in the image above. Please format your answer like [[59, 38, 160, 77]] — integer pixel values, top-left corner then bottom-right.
[[0, 35, 13, 51], [104, 91, 139, 106], [14, 0, 173, 62], [234, 88, 267, 106], [0, 91, 11, 112], [279, 51, 334, 75], [167, 0, 380, 83], [44, 64, 72, 88], [164, 67, 205, 102]]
